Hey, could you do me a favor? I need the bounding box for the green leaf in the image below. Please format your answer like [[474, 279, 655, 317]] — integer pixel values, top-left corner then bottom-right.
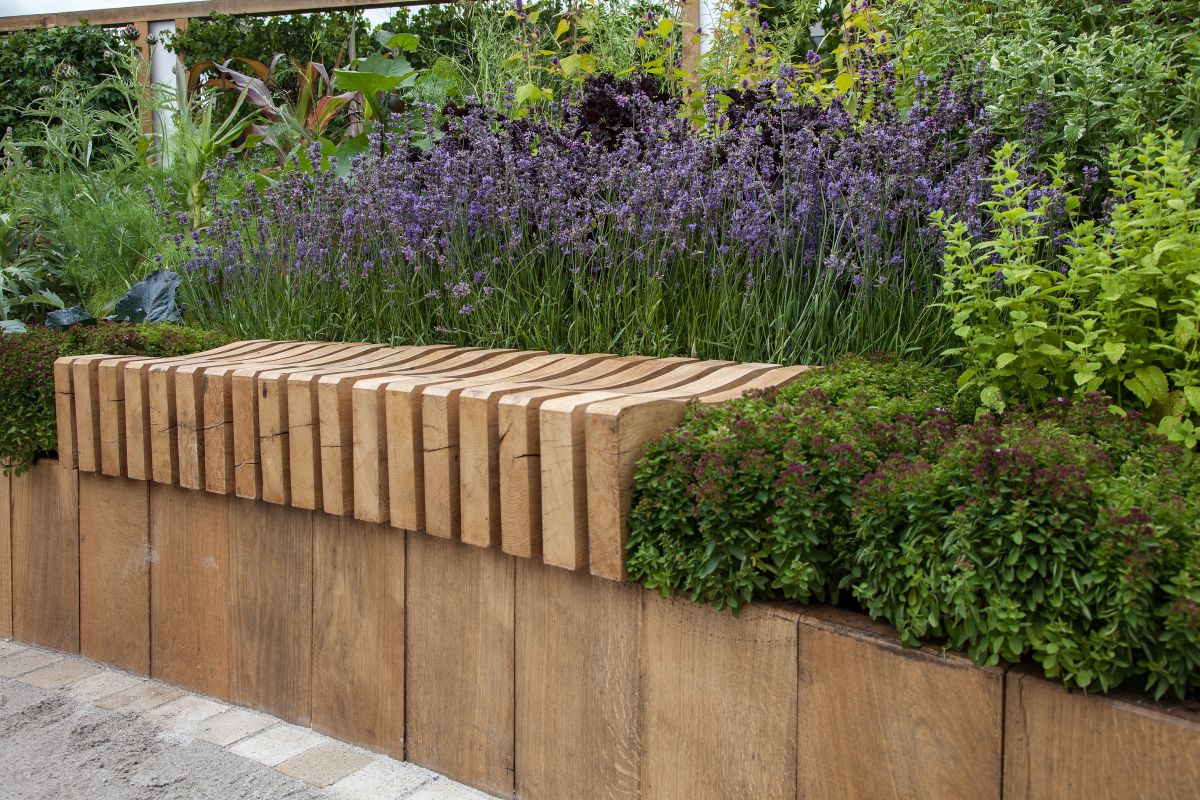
[[554, 18, 570, 40], [1134, 365, 1169, 402], [334, 54, 415, 95], [384, 32, 420, 52], [980, 385, 1005, 412], [514, 82, 541, 105], [995, 352, 1018, 369], [834, 72, 854, 94], [1184, 386, 1200, 413], [656, 18, 675, 37], [1102, 340, 1126, 365]]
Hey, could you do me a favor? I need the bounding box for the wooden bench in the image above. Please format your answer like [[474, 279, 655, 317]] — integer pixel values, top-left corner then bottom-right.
[[56, 341, 808, 581]]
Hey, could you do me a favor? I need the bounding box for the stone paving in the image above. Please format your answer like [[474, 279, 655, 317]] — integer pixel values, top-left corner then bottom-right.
[[0, 638, 498, 800]]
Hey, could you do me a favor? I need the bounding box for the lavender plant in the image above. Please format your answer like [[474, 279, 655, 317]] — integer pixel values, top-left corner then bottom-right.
[[177, 74, 996, 363]]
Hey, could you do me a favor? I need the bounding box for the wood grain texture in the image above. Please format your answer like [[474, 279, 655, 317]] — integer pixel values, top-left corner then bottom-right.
[[1004, 669, 1200, 800], [515, 561, 642, 800], [312, 514, 405, 757], [96, 356, 146, 477], [149, 483, 231, 698], [285, 346, 452, 510], [79, 473, 150, 675], [54, 358, 77, 469], [497, 388, 573, 560], [641, 593, 797, 800], [795, 606, 1002, 800], [11, 459, 80, 652], [71, 357, 103, 473], [228, 498, 313, 724], [406, 534, 515, 796], [0, 472, 10, 637]]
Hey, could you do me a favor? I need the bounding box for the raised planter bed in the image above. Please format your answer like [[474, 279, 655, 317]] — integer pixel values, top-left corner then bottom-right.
[[1, 340, 1196, 799]]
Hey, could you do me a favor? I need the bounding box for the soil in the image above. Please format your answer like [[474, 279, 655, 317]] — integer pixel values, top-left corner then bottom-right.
[[0, 678, 331, 800]]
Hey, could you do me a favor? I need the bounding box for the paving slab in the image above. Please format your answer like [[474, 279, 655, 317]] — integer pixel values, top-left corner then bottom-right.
[[230, 723, 327, 766], [16, 659, 101, 689], [330, 759, 437, 800], [0, 649, 63, 677], [193, 708, 277, 746], [277, 743, 374, 787], [93, 682, 183, 713], [0, 639, 27, 657], [64, 669, 143, 703], [142, 694, 229, 731]]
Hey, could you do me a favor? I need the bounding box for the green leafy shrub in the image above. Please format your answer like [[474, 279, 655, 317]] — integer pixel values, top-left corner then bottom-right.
[[627, 356, 957, 611], [0, 25, 139, 162], [938, 131, 1200, 445], [849, 396, 1200, 699], [165, 12, 372, 70], [0, 323, 231, 472], [627, 357, 1200, 699]]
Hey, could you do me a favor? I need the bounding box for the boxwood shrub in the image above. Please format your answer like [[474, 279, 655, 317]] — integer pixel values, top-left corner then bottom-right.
[[627, 357, 1200, 700], [0, 323, 231, 473]]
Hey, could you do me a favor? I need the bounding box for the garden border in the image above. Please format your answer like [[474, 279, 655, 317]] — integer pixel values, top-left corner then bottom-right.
[[2, 458, 1198, 799]]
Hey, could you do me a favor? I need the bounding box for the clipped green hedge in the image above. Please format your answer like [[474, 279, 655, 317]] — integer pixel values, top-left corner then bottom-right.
[[0, 323, 231, 473], [627, 356, 1200, 700]]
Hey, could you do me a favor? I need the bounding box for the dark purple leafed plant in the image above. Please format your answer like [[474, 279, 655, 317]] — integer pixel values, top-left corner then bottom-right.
[[178, 73, 999, 362]]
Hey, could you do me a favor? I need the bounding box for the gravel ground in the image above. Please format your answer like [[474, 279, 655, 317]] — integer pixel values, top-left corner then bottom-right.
[[0, 676, 332, 800]]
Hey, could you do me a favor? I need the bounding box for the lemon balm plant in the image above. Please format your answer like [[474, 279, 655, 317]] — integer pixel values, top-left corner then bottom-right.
[[938, 131, 1200, 445]]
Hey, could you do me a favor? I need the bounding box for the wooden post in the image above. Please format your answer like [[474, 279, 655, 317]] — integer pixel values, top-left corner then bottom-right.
[[680, 0, 702, 92], [132, 20, 153, 136]]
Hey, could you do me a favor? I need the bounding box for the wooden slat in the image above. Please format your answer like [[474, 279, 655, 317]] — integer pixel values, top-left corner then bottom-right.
[[96, 356, 150, 476], [584, 365, 809, 580], [11, 460, 79, 652], [79, 473, 150, 674], [406, 534, 515, 796], [419, 354, 587, 539], [795, 606, 1002, 800], [515, 561, 642, 800], [255, 343, 382, 506], [149, 483, 231, 698], [641, 593, 798, 800], [151, 342, 315, 486], [458, 357, 659, 550], [228, 498, 313, 724], [465, 357, 700, 556], [0, 472, 10, 637], [70, 356, 105, 473], [282, 346, 455, 512], [118, 340, 271, 481], [1004, 669, 1200, 800], [339, 348, 513, 524], [53, 358, 78, 469], [536, 360, 740, 570], [312, 514, 405, 757]]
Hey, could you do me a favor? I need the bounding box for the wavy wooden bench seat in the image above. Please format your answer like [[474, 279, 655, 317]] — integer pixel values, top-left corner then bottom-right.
[[56, 341, 808, 581]]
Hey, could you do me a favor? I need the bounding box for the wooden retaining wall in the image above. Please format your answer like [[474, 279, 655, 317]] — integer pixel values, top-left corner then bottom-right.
[[2, 458, 1198, 800]]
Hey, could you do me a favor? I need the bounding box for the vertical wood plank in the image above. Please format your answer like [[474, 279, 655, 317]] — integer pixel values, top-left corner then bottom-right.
[[407, 534, 515, 796], [795, 607, 1002, 800], [53, 358, 77, 469], [97, 356, 145, 477], [149, 483, 231, 698], [641, 593, 797, 800], [79, 473, 150, 675], [1004, 670, 1200, 800], [312, 514, 405, 757], [516, 561, 642, 800], [0, 472, 10, 638], [11, 460, 80, 652], [497, 388, 571, 560], [229, 499, 313, 724], [71, 357, 102, 473]]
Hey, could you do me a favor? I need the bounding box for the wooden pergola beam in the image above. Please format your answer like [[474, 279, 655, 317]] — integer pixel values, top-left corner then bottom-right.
[[0, 0, 429, 32]]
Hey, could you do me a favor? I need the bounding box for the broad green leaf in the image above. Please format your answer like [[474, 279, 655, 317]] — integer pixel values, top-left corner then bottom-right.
[[834, 72, 854, 94], [657, 18, 675, 37], [384, 32, 420, 52], [1184, 386, 1200, 413], [554, 18, 570, 40], [1102, 340, 1125, 364], [1134, 365, 1169, 402], [514, 82, 541, 105], [980, 385, 1004, 412], [334, 54, 415, 95], [995, 352, 1018, 369]]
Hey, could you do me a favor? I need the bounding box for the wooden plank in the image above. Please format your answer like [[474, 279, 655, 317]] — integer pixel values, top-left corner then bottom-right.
[[152, 342, 314, 487], [96, 356, 149, 477], [418, 354, 582, 539], [228, 498, 313, 724], [119, 340, 270, 481], [284, 345, 455, 512], [256, 344, 382, 506], [0, 472, 10, 638], [515, 561, 642, 800], [149, 483, 231, 698], [79, 473, 150, 674], [458, 357, 661, 551], [11, 460, 79, 652], [641, 593, 797, 800], [1004, 669, 1200, 800], [537, 362, 736, 571], [0, 0, 431, 34], [584, 365, 808, 580], [70, 356, 104, 473], [795, 606, 1002, 800], [198, 342, 304, 494], [53, 358, 77, 469], [334, 348, 507, 523], [406, 534, 515, 796], [312, 514, 405, 757]]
